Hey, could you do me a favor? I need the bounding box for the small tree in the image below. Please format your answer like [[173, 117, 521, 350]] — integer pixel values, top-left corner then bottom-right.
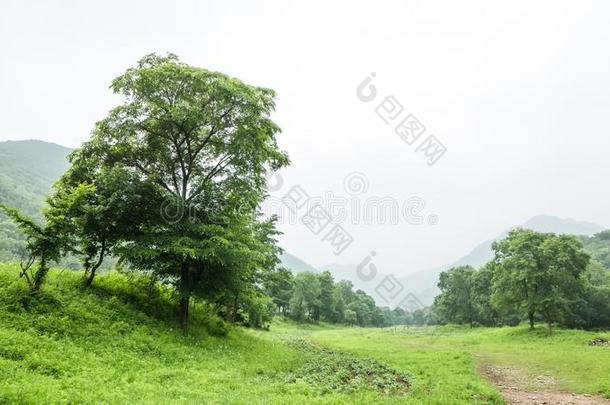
[[289, 272, 321, 322], [0, 204, 74, 293], [317, 271, 337, 322], [47, 167, 158, 287], [433, 265, 477, 326]]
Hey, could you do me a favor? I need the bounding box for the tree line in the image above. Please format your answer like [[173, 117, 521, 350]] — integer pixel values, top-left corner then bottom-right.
[[261, 269, 425, 328], [432, 228, 610, 334]]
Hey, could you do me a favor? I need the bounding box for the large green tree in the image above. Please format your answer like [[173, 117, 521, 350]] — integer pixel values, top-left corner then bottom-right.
[[491, 229, 589, 334], [69, 53, 288, 328], [289, 272, 321, 322], [433, 265, 477, 326]]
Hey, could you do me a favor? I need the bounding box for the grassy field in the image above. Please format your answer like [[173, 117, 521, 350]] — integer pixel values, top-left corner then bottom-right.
[[299, 324, 610, 402], [1, 264, 609, 404]]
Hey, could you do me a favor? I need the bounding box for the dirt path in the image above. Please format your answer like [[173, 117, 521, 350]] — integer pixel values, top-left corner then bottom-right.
[[479, 363, 610, 405]]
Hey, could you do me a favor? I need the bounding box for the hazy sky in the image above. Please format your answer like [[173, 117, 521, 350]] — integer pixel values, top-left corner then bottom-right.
[[2, 0, 610, 275]]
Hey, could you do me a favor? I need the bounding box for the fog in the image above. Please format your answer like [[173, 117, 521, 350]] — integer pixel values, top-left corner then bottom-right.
[[1, 0, 609, 275]]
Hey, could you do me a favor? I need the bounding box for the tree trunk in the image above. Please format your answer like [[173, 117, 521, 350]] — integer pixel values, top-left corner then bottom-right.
[[528, 312, 535, 330], [180, 295, 190, 330], [179, 262, 190, 330], [231, 293, 239, 323], [546, 321, 553, 336], [84, 242, 106, 288], [32, 258, 49, 294]]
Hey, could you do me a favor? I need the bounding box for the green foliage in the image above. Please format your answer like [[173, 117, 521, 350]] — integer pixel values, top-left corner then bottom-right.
[[492, 229, 589, 333], [40, 53, 289, 328], [564, 260, 610, 329], [270, 271, 419, 328], [245, 294, 275, 329], [2, 265, 609, 403], [289, 272, 321, 322], [48, 165, 159, 286], [0, 265, 319, 403], [580, 230, 610, 269], [305, 324, 610, 403], [343, 309, 357, 325], [263, 267, 294, 316], [0, 265, 419, 404], [434, 265, 477, 326], [433, 263, 520, 327], [0, 204, 75, 293], [432, 228, 608, 333]]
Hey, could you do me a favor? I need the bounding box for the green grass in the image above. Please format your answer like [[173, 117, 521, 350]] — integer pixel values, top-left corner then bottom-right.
[[0, 265, 413, 404], [296, 325, 610, 403], [2, 263, 609, 404], [266, 323, 503, 404]]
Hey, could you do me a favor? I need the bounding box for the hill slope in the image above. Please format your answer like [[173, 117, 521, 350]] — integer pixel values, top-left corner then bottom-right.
[[279, 251, 318, 274], [0, 264, 419, 403], [0, 265, 301, 403], [0, 140, 72, 216], [0, 140, 72, 260]]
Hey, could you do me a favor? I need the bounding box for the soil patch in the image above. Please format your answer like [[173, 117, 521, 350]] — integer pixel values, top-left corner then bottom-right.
[[479, 363, 610, 405]]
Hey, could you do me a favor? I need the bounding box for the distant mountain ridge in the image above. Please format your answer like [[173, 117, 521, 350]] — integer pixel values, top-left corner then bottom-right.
[[400, 215, 606, 305], [279, 252, 318, 274], [448, 215, 605, 269]]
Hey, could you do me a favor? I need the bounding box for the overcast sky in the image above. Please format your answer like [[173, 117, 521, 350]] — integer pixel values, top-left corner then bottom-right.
[[1, 0, 610, 275]]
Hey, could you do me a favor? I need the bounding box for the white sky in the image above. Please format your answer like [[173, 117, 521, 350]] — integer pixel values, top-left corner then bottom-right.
[[1, 0, 609, 275]]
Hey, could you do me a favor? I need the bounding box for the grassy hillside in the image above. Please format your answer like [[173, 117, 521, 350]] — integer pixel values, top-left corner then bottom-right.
[[0, 264, 416, 404], [0, 140, 71, 261]]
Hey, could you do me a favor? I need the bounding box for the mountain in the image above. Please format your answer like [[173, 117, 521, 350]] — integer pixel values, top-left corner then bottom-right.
[[318, 215, 606, 307], [0, 140, 72, 260], [280, 251, 318, 274], [448, 215, 605, 269], [397, 215, 606, 305]]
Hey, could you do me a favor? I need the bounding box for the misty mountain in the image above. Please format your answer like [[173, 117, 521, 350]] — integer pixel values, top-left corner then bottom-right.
[[448, 215, 605, 269], [315, 215, 606, 306], [279, 251, 318, 274], [0, 140, 72, 260], [0, 140, 72, 216]]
